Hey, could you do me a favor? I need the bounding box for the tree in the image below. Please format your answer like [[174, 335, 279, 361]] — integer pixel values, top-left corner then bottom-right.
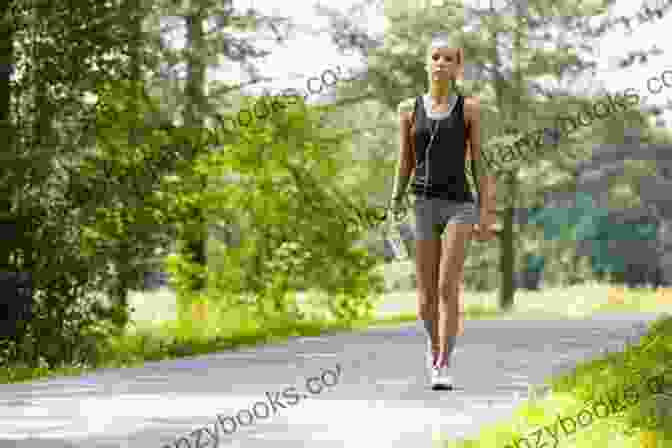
[[144, 0, 295, 294], [0, 0, 198, 365]]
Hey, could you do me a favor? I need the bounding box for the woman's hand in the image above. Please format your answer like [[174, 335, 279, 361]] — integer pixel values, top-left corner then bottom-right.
[[472, 208, 496, 241], [389, 195, 409, 221]]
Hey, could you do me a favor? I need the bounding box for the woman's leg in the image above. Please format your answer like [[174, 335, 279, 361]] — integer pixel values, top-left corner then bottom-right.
[[415, 238, 442, 362], [457, 268, 465, 336], [414, 198, 443, 365], [435, 222, 472, 368]]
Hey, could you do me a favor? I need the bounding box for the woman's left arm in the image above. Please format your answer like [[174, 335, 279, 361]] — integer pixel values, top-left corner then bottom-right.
[[464, 97, 496, 224]]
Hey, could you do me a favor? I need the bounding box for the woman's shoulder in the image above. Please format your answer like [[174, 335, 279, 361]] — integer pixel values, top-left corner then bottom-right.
[[397, 97, 418, 114], [462, 94, 480, 105], [462, 95, 481, 114]]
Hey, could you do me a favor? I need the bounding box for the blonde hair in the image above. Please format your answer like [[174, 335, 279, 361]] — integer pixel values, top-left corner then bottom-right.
[[425, 33, 463, 90]]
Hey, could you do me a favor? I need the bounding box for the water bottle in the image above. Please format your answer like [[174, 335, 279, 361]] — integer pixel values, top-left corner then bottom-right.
[[387, 225, 408, 260], [385, 203, 410, 261]]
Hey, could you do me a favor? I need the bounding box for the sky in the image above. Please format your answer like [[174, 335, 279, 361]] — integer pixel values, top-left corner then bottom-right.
[[161, 0, 672, 126]]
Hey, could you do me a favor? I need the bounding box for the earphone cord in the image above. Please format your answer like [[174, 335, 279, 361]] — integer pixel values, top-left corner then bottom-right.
[[424, 119, 440, 201]]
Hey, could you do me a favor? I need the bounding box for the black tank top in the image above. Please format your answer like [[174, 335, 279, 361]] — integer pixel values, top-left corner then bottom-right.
[[410, 95, 474, 202]]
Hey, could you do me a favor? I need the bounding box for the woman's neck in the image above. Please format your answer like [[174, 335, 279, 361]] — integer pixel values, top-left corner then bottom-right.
[[429, 80, 452, 104]]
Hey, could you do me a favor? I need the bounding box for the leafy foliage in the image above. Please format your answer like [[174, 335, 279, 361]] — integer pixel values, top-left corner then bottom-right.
[[171, 96, 387, 322]]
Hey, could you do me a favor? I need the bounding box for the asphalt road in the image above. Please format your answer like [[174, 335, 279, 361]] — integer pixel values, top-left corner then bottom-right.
[[0, 312, 662, 448]]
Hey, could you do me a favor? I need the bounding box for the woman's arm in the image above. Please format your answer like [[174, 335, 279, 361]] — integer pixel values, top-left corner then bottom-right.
[[391, 98, 416, 205], [464, 97, 496, 217]]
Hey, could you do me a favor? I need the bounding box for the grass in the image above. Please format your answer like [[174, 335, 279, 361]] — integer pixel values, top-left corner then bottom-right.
[[0, 282, 498, 385], [438, 300, 672, 448], [462, 281, 672, 318], [593, 285, 672, 313], [3, 264, 672, 388]]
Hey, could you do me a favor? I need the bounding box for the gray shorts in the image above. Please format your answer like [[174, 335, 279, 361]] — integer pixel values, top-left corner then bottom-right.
[[413, 197, 479, 240]]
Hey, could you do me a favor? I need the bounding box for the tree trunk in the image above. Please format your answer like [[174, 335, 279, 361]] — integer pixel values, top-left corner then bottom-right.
[[182, 9, 208, 291], [488, 0, 519, 311], [499, 171, 516, 310], [497, 0, 525, 311], [104, 0, 145, 334]]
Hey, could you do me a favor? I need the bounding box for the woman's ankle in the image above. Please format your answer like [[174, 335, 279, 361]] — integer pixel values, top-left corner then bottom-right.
[[434, 352, 450, 368]]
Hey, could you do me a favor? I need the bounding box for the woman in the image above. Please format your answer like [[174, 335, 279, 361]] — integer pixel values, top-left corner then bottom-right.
[[391, 34, 496, 390]]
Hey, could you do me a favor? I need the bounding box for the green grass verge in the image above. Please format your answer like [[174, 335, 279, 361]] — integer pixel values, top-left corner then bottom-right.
[[460, 283, 672, 319], [438, 313, 672, 448], [0, 296, 500, 386]]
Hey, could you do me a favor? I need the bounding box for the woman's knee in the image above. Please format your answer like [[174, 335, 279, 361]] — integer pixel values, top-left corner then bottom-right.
[[417, 308, 432, 320], [437, 280, 459, 304], [417, 292, 437, 318]]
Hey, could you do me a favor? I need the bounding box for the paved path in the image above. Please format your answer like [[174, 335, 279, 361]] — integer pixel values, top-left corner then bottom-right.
[[0, 312, 662, 448]]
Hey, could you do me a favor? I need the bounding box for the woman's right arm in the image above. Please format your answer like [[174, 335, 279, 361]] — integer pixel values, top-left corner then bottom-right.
[[391, 98, 416, 206]]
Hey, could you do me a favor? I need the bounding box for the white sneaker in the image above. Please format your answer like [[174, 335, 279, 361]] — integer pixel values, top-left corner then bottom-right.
[[431, 365, 453, 390]]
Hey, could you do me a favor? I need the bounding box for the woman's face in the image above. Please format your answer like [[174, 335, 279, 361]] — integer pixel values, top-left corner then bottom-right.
[[429, 47, 461, 82]]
